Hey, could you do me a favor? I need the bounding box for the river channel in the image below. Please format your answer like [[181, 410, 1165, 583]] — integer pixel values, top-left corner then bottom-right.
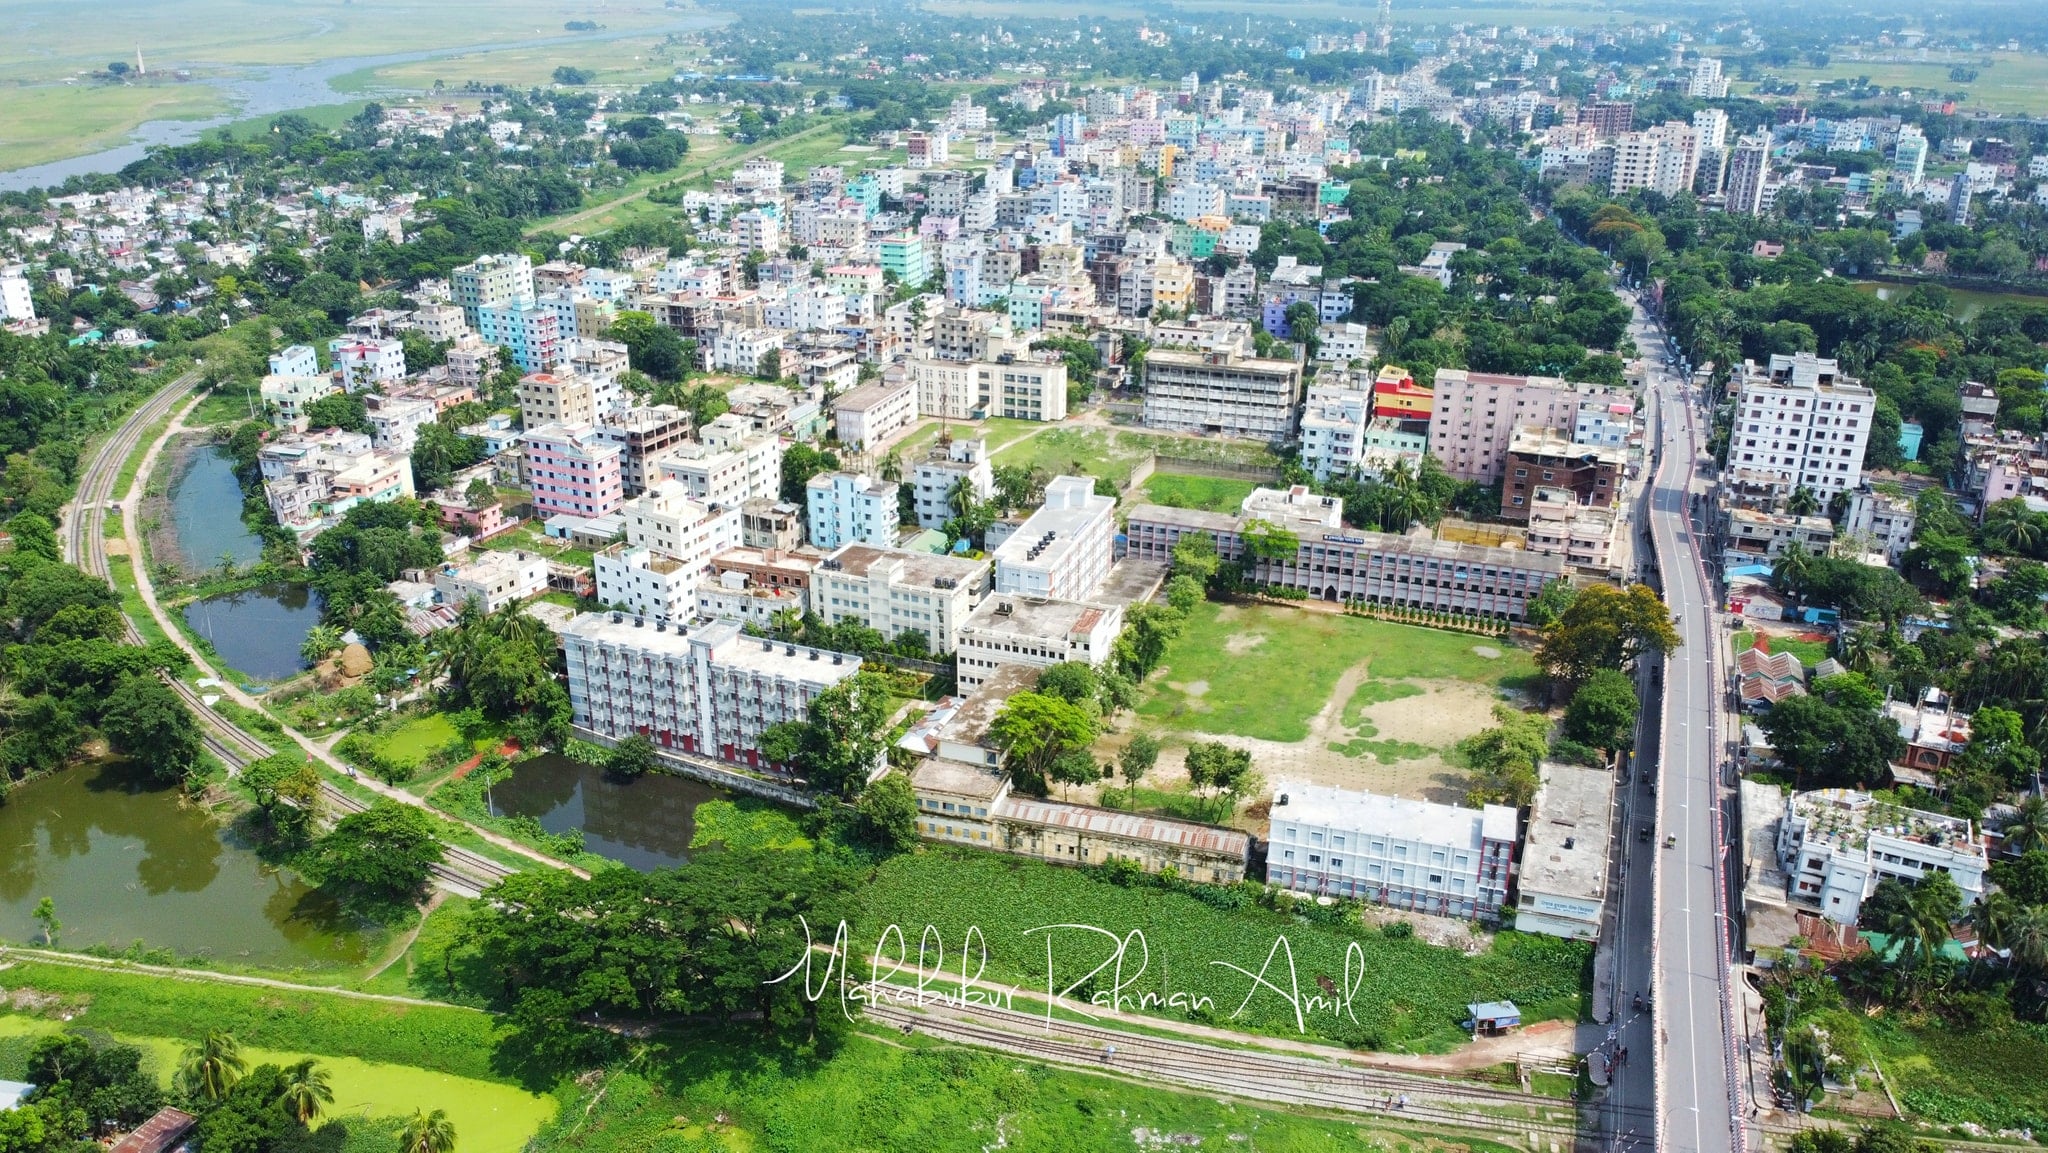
[[0, 14, 721, 192], [487, 754, 729, 872], [0, 760, 370, 967]]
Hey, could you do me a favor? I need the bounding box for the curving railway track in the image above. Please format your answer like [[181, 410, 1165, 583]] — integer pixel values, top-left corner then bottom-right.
[[59, 371, 515, 895]]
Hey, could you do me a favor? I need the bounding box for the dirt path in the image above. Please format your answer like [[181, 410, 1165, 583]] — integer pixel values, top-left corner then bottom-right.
[[361, 890, 449, 984], [0, 946, 461, 1010]]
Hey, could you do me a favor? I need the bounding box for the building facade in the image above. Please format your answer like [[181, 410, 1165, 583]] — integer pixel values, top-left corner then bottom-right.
[[812, 544, 989, 653], [991, 475, 1116, 601], [1730, 354, 1875, 499], [1141, 348, 1303, 440], [806, 471, 899, 550], [1266, 781, 1517, 919], [524, 423, 625, 520]]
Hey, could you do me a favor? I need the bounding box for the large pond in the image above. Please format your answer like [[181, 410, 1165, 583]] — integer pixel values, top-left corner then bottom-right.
[[183, 584, 321, 684], [1851, 280, 2048, 322], [167, 443, 264, 573], [487, 754, 730, 872], [0, 760, 370, 967]]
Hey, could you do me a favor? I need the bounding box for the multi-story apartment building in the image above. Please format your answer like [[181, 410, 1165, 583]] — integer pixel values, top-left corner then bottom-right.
[[268, 345, 319, 377], [516, 372, 596, 430], [954, 595, 1124, 692], [327, 338, 406, 391], [1265, 781, 1517, 919], [593, 405, 692, 496], [1299, 382, 1373, 481], [478, 301, 561, 373], [806, 471, 899, 550], [257, 429, 416, 540], [1725, 133, 1771, 217], [1513, 762, 1616, 940], [812, 544, 990, 653], [912, 436, 995, 530], [562, 614, 862, 769], [909, 354, 1070, 423], [1778, 788, 1986, 924], [1500, 428, 1627, 522], [654, 422, 786, 510], [991, 476, 1116, 601], [260, 373, 340, 432], [364, 394, 436, 454], [831, 378, 918, 449], [524, 423, 625, 520], [595, 544, 702, 623], [1124, 487, 1566, 621], [1141, 348, 1303, 440], [1426, 369, 1633, 483], [1841, 485, 1918, 564], [451, 253, 534, 329], [434, 550, 547, 613], [1730, 353, 1875, 499]]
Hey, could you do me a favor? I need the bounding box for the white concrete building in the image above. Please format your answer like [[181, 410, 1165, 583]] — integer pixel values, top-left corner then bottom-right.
[[909, 354, 1069, 423], [328, 337, 407, 391], [1842, 486, 1918, 564], [1778, 788, 1987, 924], [433, 550, 547, 612], [992, 475, 1116, 601], [806, 471, 899, 551], [562, 614, 862, 768], [260, 373, 341, 432], [1299, 382, 1373, 481], [832, 377, 918, 450], [912, 436, 995, 530], [1512, 763, 1616, 940], [597, 543, 709, 623], [653, 420, 785, 509], [1266, 781, 1517, 920], [1731, 354, 1875, 500], [0, 274, 34, 322], [813, 544, 990, 654], [364, 394, 436, 454], [268, 344, 318, 377], [620, 478, 747, 569], [955, 595, 1124, 691]]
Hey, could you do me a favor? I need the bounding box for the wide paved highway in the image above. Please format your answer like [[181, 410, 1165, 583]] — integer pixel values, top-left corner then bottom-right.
[[1633, 295, 1740, 1153]]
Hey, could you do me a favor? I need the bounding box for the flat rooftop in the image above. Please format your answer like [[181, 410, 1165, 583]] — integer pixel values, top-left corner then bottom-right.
[[821, 543, 989, 588], [911, 757, 1009, 802], [1508, 426, 1628, 466], [963, 595, 1116, 640], [1790, 788, 1979, 856], [1269, 780, 1516, 848], [936, 664, 1037, 748], [1518, 762, 1615, 899], [996, 795, 1250, 858]]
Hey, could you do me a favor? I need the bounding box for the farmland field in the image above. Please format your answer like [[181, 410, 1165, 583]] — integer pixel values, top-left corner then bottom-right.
[[858, 849, 1591, 1051], [1726, 51, 2048, 116]]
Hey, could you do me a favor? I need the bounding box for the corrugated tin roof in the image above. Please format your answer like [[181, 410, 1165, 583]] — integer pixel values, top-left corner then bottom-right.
[[996, 796, 1250, 857]]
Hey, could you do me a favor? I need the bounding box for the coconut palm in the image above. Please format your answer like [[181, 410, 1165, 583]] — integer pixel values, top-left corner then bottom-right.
[[1984, 498, 2046, 556], [1970, 891, 2017, 974], [178, 1030, 246, 1102], [280, 1059, 334, 1125], [1837, 626, 1881, 674], [397, 1108, 457, 1153], [2005, 794, 2048, 856], [300, 624, 344, 667], [1786, 485, 1820, 518], [2008, 905, 2048, 975]]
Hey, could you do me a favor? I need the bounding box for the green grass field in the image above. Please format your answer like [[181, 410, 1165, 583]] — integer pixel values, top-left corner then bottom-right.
[[1138, 602, 1538, 743], [377, 714, 461, 769], [859, 849, 1590, 1050], [1867, 1013, 2048, 1133], [531, 1026, 1535, 1153], [1140, 472, 1258, 513], [1727, 50, 2048, 116], [0, 82, 232, 170]]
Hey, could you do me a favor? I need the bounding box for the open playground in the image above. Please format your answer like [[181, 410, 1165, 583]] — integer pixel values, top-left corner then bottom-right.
[[1129, 602, 1541, 806]]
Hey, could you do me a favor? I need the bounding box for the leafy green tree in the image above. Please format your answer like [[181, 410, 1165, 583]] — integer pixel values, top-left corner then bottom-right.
[[760, 672, 891, 796], [1034, 662, 1102, 711], [314, 801, 445, 912], [1523, 579, 1578, 628], [854, 772, 919, 854], [1118, 734, 1160, 798], [25, 1032, 162, 1129], [1459, 704, 1549, 807], [780, 444, 841, 503], [1239, 518, 1300, 563], [1183, 741, 1254, 800], [100, 674, 204, 783], [608, 733, 660, 779], [1563, 668, 1638, 754], [31, 897, 58, 945], [988, 690, 1099, 796], [5, 511, 58, 562], [1758, 694, 1905, 789], [303, 390, 370, 434], [1536, 583, 1681, 686], [300, 623, 344, 666]]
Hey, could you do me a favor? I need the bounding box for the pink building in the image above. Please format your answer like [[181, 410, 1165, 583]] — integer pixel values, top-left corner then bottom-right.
[[523, 423, 624, 520], [1426, 369, 1633, 483]]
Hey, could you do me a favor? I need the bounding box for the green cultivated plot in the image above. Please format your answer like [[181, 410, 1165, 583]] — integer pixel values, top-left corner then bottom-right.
[[859, 850, 1590, 1050], [1141, 472, 1260, 513]]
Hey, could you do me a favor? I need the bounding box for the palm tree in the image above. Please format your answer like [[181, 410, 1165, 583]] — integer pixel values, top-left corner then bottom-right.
[[1837, 626, 1881, 674], [178, 1030, 246, 1102], [1983, 498, 2046, 556], [1786, 485, 1820, 518], [280, 1060, 334, 1125], [2010, 906, 2048, 974], [2005, 794, 2048, 855], [397, 1108, 457, 1153], [1970, 891, 2017, 974]]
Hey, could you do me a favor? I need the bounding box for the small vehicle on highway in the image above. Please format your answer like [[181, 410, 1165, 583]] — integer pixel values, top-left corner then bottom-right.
[[1663, 834, 1677, 849], [1638, 826, 1652, 843]]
